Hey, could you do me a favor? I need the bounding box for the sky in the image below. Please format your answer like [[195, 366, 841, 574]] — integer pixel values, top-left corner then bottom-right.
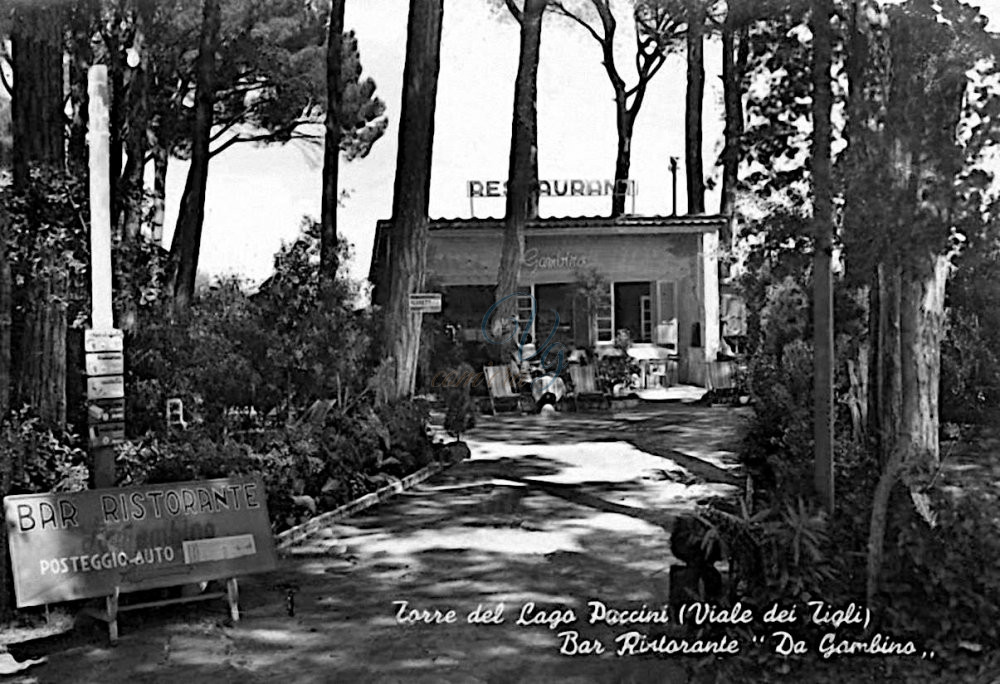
[[159, 0, 725, 287], [158, 0, 1000, 287]]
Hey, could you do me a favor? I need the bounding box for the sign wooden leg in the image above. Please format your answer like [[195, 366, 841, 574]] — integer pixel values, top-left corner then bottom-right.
[[106, 586, 120, 645], [92, 444, 116, 489], [226, 578, 239, 622]]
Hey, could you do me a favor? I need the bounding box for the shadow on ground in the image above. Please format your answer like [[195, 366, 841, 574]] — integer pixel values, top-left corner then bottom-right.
[[3, 402, 758, 683]]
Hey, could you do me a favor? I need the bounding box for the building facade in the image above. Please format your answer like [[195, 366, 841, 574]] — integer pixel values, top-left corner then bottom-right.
[[370, 215, 725, 386]]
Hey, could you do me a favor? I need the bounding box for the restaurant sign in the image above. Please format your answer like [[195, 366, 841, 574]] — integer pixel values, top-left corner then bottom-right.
[[4, 476, 277, 607], [522, 248, 587, 272], [467, 179, 637, 198]]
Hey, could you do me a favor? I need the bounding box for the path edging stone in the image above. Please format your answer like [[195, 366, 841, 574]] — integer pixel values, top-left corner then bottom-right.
[[275, 457, 456, 551]]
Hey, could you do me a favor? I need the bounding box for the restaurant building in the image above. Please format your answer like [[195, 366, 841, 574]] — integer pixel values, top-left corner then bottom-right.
[[370, 214, 728, 386]]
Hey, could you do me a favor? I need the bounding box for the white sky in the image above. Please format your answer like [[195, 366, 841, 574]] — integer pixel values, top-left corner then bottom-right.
[[159, 0, 1000, 287]]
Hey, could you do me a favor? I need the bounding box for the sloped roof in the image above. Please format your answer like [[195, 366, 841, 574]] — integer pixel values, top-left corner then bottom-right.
[[375, 214, 725, 231]]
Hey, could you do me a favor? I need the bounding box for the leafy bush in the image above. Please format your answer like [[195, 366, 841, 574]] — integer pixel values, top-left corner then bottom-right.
[[940, 308, 1000, 423], [117, 397, 435, 532], [126, 221, 375, 435], [114, 220, 437, 532], [127, 278, 263, 433], [697, 493, 839, 610], [0, 409, 89, 494], [882, 490, 1000, 653], [757, 498, 837, 600]]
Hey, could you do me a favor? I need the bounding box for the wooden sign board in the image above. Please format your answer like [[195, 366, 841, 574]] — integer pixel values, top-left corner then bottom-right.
[[86, 351, 124, 377], [85, 329, 123, 353], [87, 375, 124, 400], [88, 398, 125, 424], [88, 421, 125, 447], [4, 476, 277, 608], [409, 293, 442, 313]]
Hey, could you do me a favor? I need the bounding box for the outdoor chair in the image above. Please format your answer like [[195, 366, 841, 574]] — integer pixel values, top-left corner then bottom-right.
[[568, 365, 611, 411], [482, 365, 525, 415], [706, 361, 737, 391]]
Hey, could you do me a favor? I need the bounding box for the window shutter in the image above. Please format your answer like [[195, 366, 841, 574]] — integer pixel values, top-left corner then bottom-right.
[[654, 281, 677, 348]]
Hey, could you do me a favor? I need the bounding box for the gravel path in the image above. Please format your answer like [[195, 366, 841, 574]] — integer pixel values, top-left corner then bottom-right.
[[8, 404, 748, 683]]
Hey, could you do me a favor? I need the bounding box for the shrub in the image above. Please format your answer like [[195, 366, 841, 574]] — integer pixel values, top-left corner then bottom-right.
[[117, 396, 434, 532], [882, 490, 1000, 653], [0, 409, 89, 494], [116, 220, 436, 532], [126, 221, 375, 436], [940, 308, 1000, 423]]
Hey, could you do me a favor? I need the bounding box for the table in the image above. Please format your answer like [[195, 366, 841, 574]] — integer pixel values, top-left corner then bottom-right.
[[626, 346, 675, 388]]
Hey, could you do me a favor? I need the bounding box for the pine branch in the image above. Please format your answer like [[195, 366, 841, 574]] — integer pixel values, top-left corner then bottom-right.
[[550, 2, 605, 44]]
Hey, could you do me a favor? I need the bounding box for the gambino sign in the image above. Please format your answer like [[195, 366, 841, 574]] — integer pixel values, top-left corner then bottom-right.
[[467, 179, 637, 198]]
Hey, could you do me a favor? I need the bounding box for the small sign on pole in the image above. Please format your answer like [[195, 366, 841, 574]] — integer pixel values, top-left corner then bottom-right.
[[84, 329, 125, 450], [89, 422, 126, 447], [84, 329, 123, 353], [88, 398, 125, 423], [86, 374, 125, 401], [85, 350, 124, 376], [409, 293, 442, 314]]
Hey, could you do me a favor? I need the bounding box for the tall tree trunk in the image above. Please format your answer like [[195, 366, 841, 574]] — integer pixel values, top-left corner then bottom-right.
[[876, 261, 902, 461], [11, 2, 65, 190], [720, 13, 746, 249], [811, 0, 834, 511], [0, 210, 9, 422], [862, 1, 966, 614], [611, 96, 632, 218], [382, 0, 444, 399], [169, 0, 221, 315], [867, 253, 947, 607], [11, 1, 69, 432], [898, 255, 946, 472], [320, 0, 345, 288], [843, 0, 879, 447], [18, 275, 68, 427], [150, 137, 168, 243], [684, 0, 705, 214], [118, 1, 152, 244], [0, 209, 8, 617], [494, 0, 546, 351], [560, 1, 656, 218]]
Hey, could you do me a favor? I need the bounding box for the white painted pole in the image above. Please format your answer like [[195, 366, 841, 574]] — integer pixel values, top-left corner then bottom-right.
[[88, 65, 114, 330], [87, 66, 117, 489]]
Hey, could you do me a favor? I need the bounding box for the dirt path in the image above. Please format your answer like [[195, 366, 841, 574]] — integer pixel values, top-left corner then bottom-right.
[[5, 404, 749, 683]]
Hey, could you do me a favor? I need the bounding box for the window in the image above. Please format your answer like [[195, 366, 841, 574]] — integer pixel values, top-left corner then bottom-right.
[[596, 287, 613, 343], [654, 281, 678, 348], [613, 282, 652, 343], [535, 283, 576, 349], [640, 295, 652, 342]]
